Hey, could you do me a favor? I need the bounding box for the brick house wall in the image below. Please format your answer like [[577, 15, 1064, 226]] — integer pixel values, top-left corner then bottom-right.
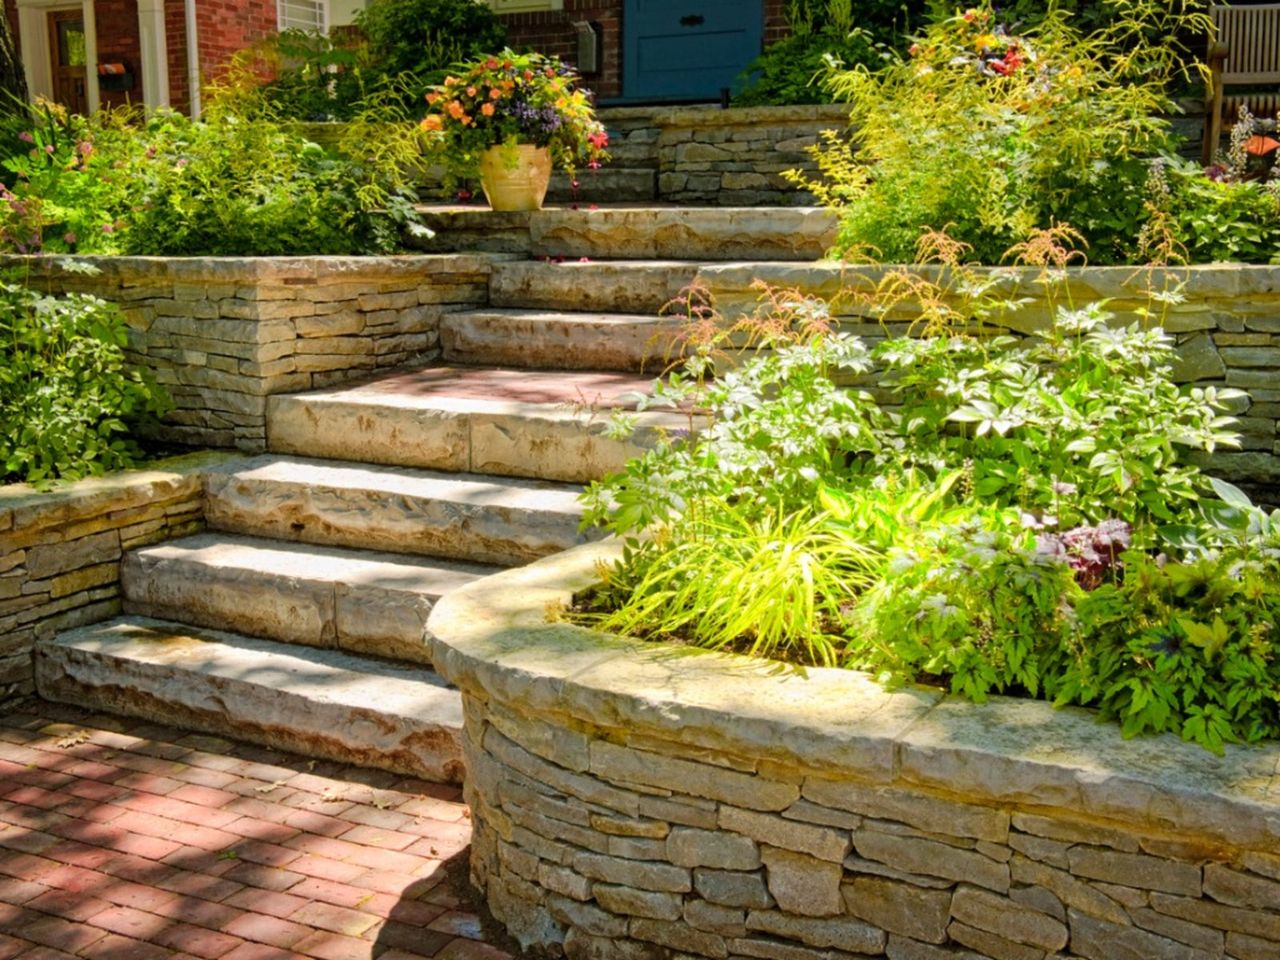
[[94, 0, 142, 108], [498, 0, 788, 101], [163, 0, 276, 113]]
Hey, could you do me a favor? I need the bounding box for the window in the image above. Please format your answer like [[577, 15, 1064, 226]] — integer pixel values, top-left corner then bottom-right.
[[278, 0, 328, 32]]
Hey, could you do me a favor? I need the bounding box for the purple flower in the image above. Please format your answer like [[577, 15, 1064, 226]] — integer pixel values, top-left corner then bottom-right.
[[1036, 519, 1131, 589]]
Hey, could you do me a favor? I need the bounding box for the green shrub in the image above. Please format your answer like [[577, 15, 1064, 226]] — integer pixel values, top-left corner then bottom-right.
[[258, 29, 375, 122], [0, 79, 425, 257], [794, 1, 1212, 264], [581, 272, 1279, 752], [356, 0, 506, 106], [0, 277, 169, 484]]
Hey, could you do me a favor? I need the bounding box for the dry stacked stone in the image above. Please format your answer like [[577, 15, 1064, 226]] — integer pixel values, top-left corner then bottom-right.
[[0, 456, 213, 701], [7, 255, 492, 452], [463, 697, 1280, 960]]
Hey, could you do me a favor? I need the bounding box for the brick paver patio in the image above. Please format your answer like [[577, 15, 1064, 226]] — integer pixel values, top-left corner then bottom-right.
[[0, 703, 514, 960]]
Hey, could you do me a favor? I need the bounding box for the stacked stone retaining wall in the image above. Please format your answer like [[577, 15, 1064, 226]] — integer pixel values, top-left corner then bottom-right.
[[7, 255, 492, 452], [0, 455, 218, 703], [430, 543, 1280, 960]]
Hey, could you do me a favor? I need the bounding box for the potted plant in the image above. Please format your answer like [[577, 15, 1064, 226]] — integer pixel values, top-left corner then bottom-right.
[[419, 50, 609, 211]]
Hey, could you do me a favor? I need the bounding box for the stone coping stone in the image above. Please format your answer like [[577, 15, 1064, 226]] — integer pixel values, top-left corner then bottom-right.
[[0, 252, 500, 283], [598, 103, 853, 127], [0, 451, 233, 534], [427, 539, 1280, 854]]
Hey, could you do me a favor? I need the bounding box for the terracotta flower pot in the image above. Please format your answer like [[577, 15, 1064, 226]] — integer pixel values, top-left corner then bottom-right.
[[478, 144, 553, 212]]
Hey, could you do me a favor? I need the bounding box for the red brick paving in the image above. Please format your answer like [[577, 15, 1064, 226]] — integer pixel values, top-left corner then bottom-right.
[[0, 705, 515, 960]]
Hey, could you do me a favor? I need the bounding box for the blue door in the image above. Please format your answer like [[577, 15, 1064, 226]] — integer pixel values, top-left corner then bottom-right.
[[622, 0, 764, 102]]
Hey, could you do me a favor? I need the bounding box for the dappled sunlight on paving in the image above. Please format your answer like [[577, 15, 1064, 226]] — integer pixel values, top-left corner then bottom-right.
[[0, 703, 514, 960]]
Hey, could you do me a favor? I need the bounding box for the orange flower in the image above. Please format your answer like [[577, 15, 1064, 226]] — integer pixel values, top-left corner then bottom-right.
[[489, 87, 502, 99], [481, 102, 495, 117], [447, 100, 466, 118], [425, 92, 439, 104], [466, 86, 478, 97], [420, 115, 443, 131]]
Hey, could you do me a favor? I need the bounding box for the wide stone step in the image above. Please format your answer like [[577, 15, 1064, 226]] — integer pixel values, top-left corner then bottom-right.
[[203, 455, 592, 566], [441, 309, 684, 372], [530, 207, 836, 261], [489, 259, 703, 314], [122, 533, 498, 663], [35, 616, 464, 783], [267, 366, 683, 483]]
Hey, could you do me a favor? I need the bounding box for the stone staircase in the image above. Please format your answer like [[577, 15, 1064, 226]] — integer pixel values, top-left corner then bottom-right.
[[33, 206, 835, 786]]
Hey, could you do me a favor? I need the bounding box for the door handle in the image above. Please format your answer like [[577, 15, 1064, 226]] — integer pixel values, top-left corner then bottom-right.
[[680, 14, 705, 27]]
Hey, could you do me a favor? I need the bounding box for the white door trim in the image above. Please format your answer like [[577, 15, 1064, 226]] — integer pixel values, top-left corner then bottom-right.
[[15, 0, 100, 113], [136, 0, 168, 110]]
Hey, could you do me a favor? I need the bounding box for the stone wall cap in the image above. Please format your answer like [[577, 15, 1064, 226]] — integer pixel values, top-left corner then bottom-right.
[[427, 540, 1280, 852], [1, 451, 234, 533], [0, 253, 498, 283]]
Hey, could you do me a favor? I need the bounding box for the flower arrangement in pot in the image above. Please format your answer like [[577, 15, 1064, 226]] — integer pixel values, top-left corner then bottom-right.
[[419, 49, 609, 211]]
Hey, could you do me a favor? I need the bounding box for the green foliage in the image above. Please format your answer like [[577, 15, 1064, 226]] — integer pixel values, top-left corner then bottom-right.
[[356, 0, 506, 106], [795, 1, 1212, 264], [1159, 159, 1280, 266], [582, 275, 1280, 752], [0, 77, 426, 257], [258, 29, 375, 122], [0, 278, 169, 484], [587, 503, 876, 666]]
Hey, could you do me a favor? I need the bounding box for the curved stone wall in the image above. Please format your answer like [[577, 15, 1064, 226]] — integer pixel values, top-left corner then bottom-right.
[[428, 541, 1280, 960]]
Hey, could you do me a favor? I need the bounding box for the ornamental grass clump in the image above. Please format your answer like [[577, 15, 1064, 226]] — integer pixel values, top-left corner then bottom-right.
[[580, 257, 1280, 754]]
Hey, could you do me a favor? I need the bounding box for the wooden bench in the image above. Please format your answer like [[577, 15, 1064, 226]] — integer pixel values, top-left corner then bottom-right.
[[1203, 3, 1280, 165]]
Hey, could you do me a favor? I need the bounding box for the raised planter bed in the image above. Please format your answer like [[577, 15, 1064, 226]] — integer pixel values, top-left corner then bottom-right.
[[0, 452, 228, 703], [6, 254, 495, 452], [428, 539, 1280, 960]]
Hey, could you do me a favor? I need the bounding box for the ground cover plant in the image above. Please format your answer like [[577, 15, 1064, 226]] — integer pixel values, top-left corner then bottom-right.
[[580, 241, 1279, 754], [0, 273, 168, 484], [794, 0, 1280, 265]]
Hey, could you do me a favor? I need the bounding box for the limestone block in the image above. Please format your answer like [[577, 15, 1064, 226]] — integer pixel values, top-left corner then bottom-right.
[[803, 780, 1008, 844], [853, 831, 1010, 893], [589, 741, 799, 811], [842, 876, 951, 943], [629, 917, 727, 958], [593, 884, 682, 920], [1067, 847, 1201, 897], [946, 921, 1044, 960], [950, 886, 1068, 952], [668, 827, 761, 871], [761, 847, 843, 918], [745, 909, 886, 954], [1128, 907, 1224, 955], [693, 869, 773, 910], [1149, 891, 1280, 941], [719, 807, 850, 862], [683, 899, 746, 937], [572, 851, 692, 893], [1067, 908, 1216, 960], [1008, 855, 1128, 925]]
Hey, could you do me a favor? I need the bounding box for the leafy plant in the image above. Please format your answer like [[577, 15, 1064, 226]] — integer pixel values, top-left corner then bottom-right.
[[258, 29, 375, 122], [580, 271, 1279, 752], [356, 0, 506, 107], [792, 1, 1210, 264], [0, 277, 169, 484]]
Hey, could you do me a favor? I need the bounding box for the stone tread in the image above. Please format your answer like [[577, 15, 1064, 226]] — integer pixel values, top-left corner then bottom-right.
[[440, 309, 686, 372], [266, 366, 686, 482], [488, 258, 706, 314], [122, 532, 499, 662], [203, 454, 594, 566], [36, 615, 465, 782]]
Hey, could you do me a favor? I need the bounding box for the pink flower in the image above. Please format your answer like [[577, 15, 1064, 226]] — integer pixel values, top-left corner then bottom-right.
[[44, 144, 54, 154], [18, 131, 33, 144], [101, 223, 114, 233], [63, 231, 77, 245]]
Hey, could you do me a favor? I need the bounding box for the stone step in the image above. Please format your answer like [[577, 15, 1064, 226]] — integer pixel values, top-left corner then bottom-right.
[[267, 366, 684, 483], [440, 309, 684, 372], [412, 206, 834, 261], [122, 533, 499, 664], [36, 616, 464, 783], [489, 259, 703, 314], [546, 168, 657, 203], [203, 455, 593, 566]]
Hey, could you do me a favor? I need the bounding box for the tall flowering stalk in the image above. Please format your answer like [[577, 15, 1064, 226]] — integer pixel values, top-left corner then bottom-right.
[[419, 49, 608, 192]]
